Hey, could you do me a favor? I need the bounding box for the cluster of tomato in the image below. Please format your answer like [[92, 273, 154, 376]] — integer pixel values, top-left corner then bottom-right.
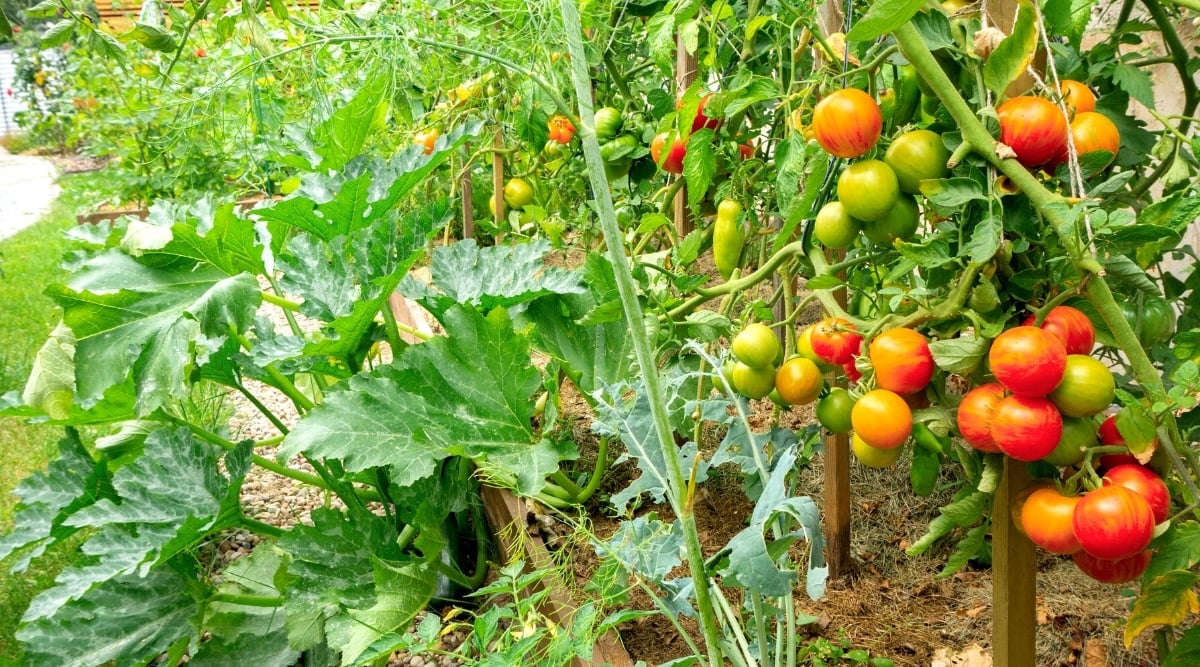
[[954, 305, 1168, 583], [997, 80, 1120, 173], [807, 89, 950, 250], [725, 323, 823, 407]]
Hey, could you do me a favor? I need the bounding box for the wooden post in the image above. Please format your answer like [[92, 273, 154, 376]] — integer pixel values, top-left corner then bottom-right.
[[461, 141, 474, 240], [674, 33, 697, 237], [492, 132, 505, 237], [822, 247, 852, 579], [993, 457, 1037, 667]]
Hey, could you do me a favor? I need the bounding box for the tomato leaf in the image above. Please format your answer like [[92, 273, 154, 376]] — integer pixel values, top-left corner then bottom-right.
[[983, 0, 1038, 98], [845, 0, 926, 42], [1146, 522, 1200, 582], [920, 177, 986, 210], [938, 521, 988, 578], [1043, 0, 1099, 49], [895, 238, 953, 268], [967, 215, 1003, 265], [774, 134, 822, 252], [1164, 626, 1200, 667], [17, 569, 197, 666], [720, 447, 827, 599], [38, 18, 74, 48], [1111, 61, 1157, 110], [1112, 393, 1158, 463], [929, 335, 988, 374], [684, 130, 718, 207], [806, 274, 844, 291], [1125, 570, 1200, 647]]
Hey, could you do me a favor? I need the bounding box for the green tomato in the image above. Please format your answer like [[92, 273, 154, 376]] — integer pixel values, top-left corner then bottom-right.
[[503, 178, 535, 210], [816, 388, 855, 434], [731, 323, 781, 369], [731, 362, 776, 400], [862, 195, 920, 245], [594, 106, 625, 143], [813, 201, 862, 249], [884, 129, 950, 194], [601, 134, 639, 180], [1120, 297, 1176, 347], [1043, 416, 1098, 467], [837, 160, 900, 222]]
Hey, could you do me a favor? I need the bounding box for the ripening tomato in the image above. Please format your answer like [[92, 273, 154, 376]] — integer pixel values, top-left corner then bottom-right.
[[678, 94, 721, 133], [996, 96, 1069, 168], [869, 328, 934, 395], [989, 326, 1067, 397], [798, 325, 839, 372], [1072, 485, 1155, 560], [548, 114, 577, 144], [775, 357, 824, 405], [843, 358, 862, 382], [503, 177, 535, 210], [650, 132, 687, 174], [817, 388, 855, 434], [1066, 111, 1120, 171], [837, 160, 900, 222], [731, 323, 781, 369], [1021, 486, 1082, 554], [1059, 80, 1097, 115], [1048, 355, 1116, 418], [1043, 417, 1098, 467], [957, 383, 1007, 453], [883, 129, 950, 194], [414, 128, 440, 155], [991, 394, 1063, 461], [851, 389, 913, 449], [1104, 464, 1170, 525], [810, 317, 863, 366], [1072, 549, 1151, 584], [811, 88, 883, 158], [731, 361, 777, 399], [1098, 414, 1124, 445], [813, 201, 862, 249], [851, 432, 903, 468], [1022, 305, 1095, 355]]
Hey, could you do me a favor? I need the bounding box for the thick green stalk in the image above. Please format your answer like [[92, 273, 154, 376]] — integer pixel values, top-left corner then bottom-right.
[[558, 1, 724, 663], [892, 23, 1189, 474]]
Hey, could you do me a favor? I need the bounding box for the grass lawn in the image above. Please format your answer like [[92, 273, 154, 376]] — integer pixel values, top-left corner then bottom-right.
[[0, 171, 109, 666]]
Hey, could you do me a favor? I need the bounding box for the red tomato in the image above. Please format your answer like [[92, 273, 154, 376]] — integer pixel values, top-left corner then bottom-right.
[[988, 326, 1067, 397], [1072, 549, 1152, 584], [738, 141, 754, 160], [843, 358, 863, 383], [957, 383, 1007, 453], [996, 96, 1069, 168], [1022, 305, 1095, 355], [991, 394, 1063, 461], [415, 129, 440, 155], [1059, 80, 1097, 115], [677, 94, 721, 133], [1096, 415, 1155, 471], [869, 328, 934, 395], [1021, 487, 1082, 554], [811, 89, 883, 159], [851, 389, 913, 449], [548, 115, 577, 144], [810, 317, 863, 366], [1072, 485, 1155, 560], [650, 132, 687, 174], [1098, 415, 1124, 445], [1105, 464, 1170, 525]]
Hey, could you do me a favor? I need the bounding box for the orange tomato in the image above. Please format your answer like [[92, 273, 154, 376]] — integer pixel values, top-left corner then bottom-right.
[[850, 389, 913, 449]]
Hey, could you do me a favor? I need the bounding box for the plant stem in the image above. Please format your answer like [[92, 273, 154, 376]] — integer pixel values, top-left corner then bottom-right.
[[237, 382, 290, 435], [379, 296, 405, 356], [573, 436, 610, 505], [208, 592, 284, 607], [230, 328, 315, 412], [559, 1, 724, 663], [240, 515, 286, 539], [260, 291, 300, 311]]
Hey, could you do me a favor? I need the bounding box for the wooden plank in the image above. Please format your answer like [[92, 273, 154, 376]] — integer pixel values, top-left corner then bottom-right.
[[461, 140, 474, 240], [491, 132, 505, 238], [480, 486, 634, 667], [75, 194, 278, 224], [821, 249, 852, 578], [993, 457, 1037, 667]]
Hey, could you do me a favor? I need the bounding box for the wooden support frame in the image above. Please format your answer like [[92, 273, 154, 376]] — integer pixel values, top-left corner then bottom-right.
[[822, 248, 853, 579], [993, 458, 1037, 666], [674, 33, 697, 237]]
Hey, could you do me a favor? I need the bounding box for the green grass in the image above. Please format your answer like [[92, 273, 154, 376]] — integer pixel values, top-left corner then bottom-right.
[[0, 171, 110, 666]]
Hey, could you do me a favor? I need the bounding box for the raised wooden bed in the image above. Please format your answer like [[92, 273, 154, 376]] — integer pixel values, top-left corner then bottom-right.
[[75, 194, 277, 225]]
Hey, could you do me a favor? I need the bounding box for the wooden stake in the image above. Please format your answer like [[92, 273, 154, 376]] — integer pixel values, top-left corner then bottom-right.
[[993, 457, 1037, 667], [462, 141, 474, 240], [674, 33, 697, 237], [822, 247, 852, 579], [492, 132, 505, 239]]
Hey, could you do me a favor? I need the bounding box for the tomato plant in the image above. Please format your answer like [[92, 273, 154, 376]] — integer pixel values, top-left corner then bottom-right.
[[996, 95, 1069, 168], [851, 389, 912, 449], [811, 88, 882, 159], [548, 114, 576, 144], [1073, 485, 1155, 561], [868, 327, 933, 395], [989, 326, 1067, 397]]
